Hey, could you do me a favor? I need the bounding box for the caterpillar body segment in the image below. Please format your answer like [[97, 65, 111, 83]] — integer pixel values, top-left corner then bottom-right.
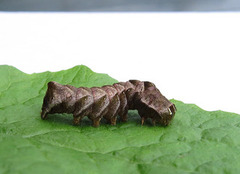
[[41, 80, 176, 127]]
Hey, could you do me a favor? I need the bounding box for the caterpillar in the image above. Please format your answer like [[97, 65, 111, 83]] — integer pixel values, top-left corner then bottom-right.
[[41, 80, 176, 127]]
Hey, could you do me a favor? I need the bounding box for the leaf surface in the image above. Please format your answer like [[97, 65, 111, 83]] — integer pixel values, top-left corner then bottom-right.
[[0, 65, 240, 174]]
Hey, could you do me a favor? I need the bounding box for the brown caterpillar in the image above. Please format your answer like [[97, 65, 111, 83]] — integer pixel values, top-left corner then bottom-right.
[[41, 80, 176, 127]]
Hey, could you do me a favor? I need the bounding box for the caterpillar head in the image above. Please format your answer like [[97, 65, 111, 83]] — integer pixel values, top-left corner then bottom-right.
[[138, 82, 176, 126], [41, 81, 67, 119]]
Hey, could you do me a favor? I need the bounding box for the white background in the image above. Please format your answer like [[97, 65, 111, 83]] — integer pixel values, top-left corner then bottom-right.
[[0, 12, 239, 114]]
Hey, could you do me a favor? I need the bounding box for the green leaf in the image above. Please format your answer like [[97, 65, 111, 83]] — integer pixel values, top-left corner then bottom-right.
[[1, 65, 240, 174]]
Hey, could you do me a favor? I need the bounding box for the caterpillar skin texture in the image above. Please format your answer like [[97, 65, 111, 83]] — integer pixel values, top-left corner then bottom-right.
[[41, 80, 176, 127]]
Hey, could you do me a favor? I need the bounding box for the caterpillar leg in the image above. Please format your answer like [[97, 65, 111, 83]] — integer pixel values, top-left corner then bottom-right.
[[93, 117, 101, 127], [152, 118, 156, 126], [141, 117, 145, 126], [120, 111, 128, 122], [110, 116, 117, 126], [121, 114, 127, 122], [103, 114, 116, 125], [73, 116, 82, 126], [73, 113, 85, 125]]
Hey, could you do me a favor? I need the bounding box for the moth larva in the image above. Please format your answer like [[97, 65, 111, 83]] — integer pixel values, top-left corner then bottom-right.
[[41, 80, 176, 127]]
